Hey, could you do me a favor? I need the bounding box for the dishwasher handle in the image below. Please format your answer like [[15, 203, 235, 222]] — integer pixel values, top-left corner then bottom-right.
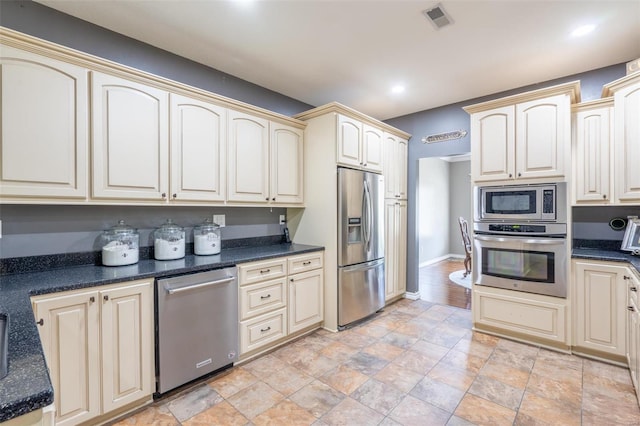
[[165, 276, 235, 295]]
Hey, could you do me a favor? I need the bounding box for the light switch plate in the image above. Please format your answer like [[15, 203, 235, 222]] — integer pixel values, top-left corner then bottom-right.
[[279, 215, 286, 225], [213, 214, 225, 227]]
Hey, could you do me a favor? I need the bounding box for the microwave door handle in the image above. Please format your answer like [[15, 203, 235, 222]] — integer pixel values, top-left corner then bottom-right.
[[474, 235, 565, 245]]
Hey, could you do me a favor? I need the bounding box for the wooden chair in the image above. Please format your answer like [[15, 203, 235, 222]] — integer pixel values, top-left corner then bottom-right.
[[458, 216, 472, 277]]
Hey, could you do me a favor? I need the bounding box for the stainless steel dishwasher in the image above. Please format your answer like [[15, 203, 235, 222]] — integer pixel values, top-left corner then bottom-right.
[[156, 267, 238, 394]]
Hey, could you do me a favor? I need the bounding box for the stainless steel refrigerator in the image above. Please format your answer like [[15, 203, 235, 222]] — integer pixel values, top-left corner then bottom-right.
[[337, 167, 385, 327]]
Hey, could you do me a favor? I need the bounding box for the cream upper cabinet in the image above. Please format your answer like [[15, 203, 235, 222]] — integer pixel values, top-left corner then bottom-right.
[[32, 279, 154, 426], [610, 75, 640, 204], [336, 114, 383, 173], [270, 123, 304, 204], [385, 199, 407, 301], [465, 81, 578, 184], [92, 72, 169, 201], [32, 289, 100, 426], [572, 100, 613, 204], [170, 93, 226, 202], [383, 133, 408, 200], [0, 45, 88, 200], [227, 110, 270, 203], [573, 260, 627, 359], [470, 106, 515, 182]]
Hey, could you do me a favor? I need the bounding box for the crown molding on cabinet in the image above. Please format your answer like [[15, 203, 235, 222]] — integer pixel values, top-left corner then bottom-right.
[[602, 71, 640, 97], [571, 97, 614, 112]]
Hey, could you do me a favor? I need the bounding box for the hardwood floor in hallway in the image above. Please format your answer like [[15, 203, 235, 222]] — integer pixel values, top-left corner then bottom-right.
[[419, 258, 472, 310]]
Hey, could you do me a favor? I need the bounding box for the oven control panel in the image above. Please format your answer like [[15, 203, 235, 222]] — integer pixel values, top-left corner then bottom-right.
[[488, 224, 547, 233]]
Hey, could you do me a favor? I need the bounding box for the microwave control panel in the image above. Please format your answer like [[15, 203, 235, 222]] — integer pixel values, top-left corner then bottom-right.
[[542, 189, 555, 214]]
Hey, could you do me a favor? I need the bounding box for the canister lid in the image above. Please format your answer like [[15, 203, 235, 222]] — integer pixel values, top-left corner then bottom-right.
[[103, 220, 137, 236], [194, 218, 220, 231]]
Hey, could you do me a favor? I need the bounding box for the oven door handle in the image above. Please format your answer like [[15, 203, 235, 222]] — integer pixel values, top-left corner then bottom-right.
[[474, 235, 565, 245], [165, 276, 235, 294]]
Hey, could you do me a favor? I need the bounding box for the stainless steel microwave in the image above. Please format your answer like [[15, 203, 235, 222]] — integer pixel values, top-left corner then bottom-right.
[[475, 183, 566, 223]]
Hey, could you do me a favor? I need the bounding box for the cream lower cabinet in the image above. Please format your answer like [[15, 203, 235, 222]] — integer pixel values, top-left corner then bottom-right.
[[0, 45, 88, 200], [238, 252, 324, 358], [626, 270, 640, 403], [31, 279, 153, 426], [385, 200, 407, 301], [573, 260, 627, 360], [473, 286, 568, 347]]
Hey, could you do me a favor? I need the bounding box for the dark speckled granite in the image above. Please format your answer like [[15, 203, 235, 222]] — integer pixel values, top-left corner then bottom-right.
[[0, 243, 322, 422], [572, 247, 640, 275]]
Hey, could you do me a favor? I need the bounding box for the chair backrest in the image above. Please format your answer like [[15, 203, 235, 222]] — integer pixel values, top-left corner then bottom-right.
[[458, 216, 472, 253]]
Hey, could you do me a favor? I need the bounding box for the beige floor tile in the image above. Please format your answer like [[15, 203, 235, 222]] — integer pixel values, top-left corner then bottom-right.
[[525, 372, 582, 409], [421, 323, 467, 348], [393, 321, 426, 338], [440, 348, 487, 374], [343, 351, 388, 376], [583, 358, 632, 384], [454, 393, 516, 426], [583, 369, 637, 404], [261, 364, 314, 396], [166, 384, 224, 422], [463, 330, 500, 347], [581, 386, 640, 424], [468, 375, 524, 411], [391, 349, 439, 375], [241, 354, 289, 380], [409, 376, 465, 413], [319, 364, 370, 395], [427, 362, 477, 392], [208, 367, 259, 399], [334, 330, 377, 348], [350, 378, 405, 416], [361, 341, 406, 361], [518, 391, 581, 426], [252, 399, 316, 426], [479, 360, 531, 389], [389, 395, 451, 426], [374, 362, 425, 393], [111, 404, 179, 426], [288, 380, 345, 418], [226, 381, 284, 420], [452, 337, 495, 360], [181, 401, 249, 426], [290, 351, 339, 378], [319, 341, 360, 362], [352, 322, 390, 338], [488, 347, 536, 373], [410, 339, 450, 361], [380, 331, 419, 349], [320, 397, 385, 426]]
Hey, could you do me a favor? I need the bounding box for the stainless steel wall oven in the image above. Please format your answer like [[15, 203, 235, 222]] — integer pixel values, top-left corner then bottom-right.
[[473, 183, 568, 298]]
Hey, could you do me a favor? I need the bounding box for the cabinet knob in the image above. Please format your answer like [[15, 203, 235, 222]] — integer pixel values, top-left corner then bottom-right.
[[272, 197, 276, 201], [624, 276, 631, 280], [509, 174, 513, 178], [172, 193, 177, 199], [629, 306, 635, 312], [631, 287, 638, 292], [290, 278, 294, 282], [603, 194, 607, 199], [37, 319, 44, 326], [265, 197, 269, 201], [103, 295, 109, 301], [89, 296, 95, 303], [517, 172, 522, 177], [162, 193, 167, 199]]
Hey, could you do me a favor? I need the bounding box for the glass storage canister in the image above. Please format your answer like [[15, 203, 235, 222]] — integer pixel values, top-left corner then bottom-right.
[[154, 219, 185, 260], [101, 220, 139, 266], [193, 218, 221, 255]]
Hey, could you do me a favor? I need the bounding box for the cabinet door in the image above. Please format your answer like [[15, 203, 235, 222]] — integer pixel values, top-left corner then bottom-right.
[[396, 139, 408, 200], [270, 123, 303, 204], [336, 114, 362, 168], [396, 200, 407, 295], [92, 72, 169, 200], [628, 300, 639, 392], [100, 280, 153, 412], [362, 124, 384, 173], [384, 200, 397, 300], [516, 94, 569, 180], [289, 269, 324, 333], [470, 106, 515, 182], [32, 290, 100, 426], [170, 93, 226, 202], [383, 134, 398, 199], [574, 261, 627, 356], [613, 81, 640, 203], [227, 110, 269, 202], [0, 46, 88, 199], [574, 106, 611, 203]]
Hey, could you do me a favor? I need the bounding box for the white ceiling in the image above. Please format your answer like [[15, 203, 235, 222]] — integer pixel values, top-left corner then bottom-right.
[[37, 0, 640, 120]]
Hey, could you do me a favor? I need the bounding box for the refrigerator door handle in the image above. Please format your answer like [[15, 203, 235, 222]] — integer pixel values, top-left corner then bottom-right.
[[363, 180, 372, 251], [340, 258, 385, 272]]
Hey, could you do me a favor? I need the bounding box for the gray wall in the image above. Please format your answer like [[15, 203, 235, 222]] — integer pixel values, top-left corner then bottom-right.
[[573, 206, 640, 242], [385, 64, 627, 294], [0, 1, 310, 259], [448, 160, 472, 256]]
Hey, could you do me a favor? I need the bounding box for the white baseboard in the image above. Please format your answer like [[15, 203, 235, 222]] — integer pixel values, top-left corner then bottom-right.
[[419, 253, 464, 268], [403, 291, 420, 300]]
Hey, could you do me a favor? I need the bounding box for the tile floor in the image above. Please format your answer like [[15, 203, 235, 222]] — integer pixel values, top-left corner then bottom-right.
[[113, 298, 640, 425]]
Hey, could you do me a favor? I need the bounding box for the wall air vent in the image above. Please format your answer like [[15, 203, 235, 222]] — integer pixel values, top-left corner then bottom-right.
[[422, 3, 453, 30]]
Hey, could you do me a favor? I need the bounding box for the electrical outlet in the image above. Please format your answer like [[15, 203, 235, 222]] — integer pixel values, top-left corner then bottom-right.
[[279, 215, 286, 225], [213, 214, 225, 227]]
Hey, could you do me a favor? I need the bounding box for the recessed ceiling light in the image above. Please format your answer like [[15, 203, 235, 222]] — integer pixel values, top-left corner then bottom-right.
[[391, 85, 405, 94], [571, 24, 596, 37]]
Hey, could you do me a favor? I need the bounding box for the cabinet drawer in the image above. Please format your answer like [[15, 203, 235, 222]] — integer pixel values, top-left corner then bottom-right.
[[240, 278, 287, 320], [238, 258, 287, 285], [240, 308, 287, 354], [288, 252, 323, 275]]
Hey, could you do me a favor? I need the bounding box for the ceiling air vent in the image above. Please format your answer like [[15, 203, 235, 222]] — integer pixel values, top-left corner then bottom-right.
[[423, 3, 453, 30]]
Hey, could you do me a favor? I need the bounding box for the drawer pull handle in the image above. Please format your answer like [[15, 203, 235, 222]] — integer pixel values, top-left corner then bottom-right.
[[260, 326, 271, 333], [631, 287, 638, 292], [261, 294, 271, 300], [260, 269, 271, 274], [37, 319, 44, 326], [303, 261, 312, 266], [628, 306, 635, 312]]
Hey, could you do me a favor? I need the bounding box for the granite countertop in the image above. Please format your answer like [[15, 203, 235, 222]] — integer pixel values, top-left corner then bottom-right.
[[572, 247, 640, 275], [0, 243, 323, 423]]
